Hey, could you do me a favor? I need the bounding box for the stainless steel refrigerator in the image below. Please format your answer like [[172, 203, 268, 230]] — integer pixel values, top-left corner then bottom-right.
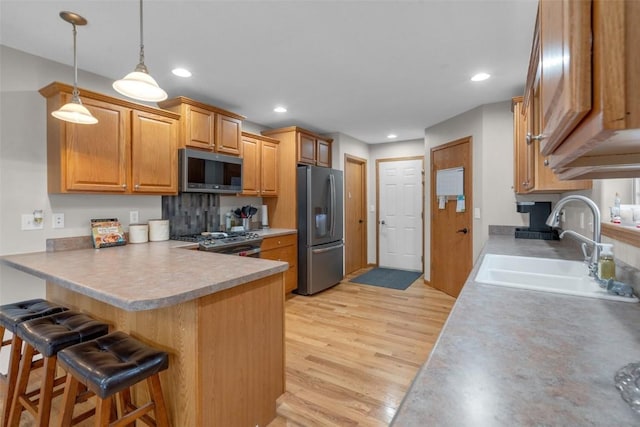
[[297, 165, 344, 295]]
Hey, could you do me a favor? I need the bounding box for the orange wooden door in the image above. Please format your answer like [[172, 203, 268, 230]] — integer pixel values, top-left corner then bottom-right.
[[430, 137, 472, 297], [345, 155, 367, 275]]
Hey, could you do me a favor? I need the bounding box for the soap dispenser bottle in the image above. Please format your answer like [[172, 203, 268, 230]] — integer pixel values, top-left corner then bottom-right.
[[598, 243, 616, 280]]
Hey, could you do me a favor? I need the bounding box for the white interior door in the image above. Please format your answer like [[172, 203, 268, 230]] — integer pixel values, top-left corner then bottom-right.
[[378, 159, 423, 271]]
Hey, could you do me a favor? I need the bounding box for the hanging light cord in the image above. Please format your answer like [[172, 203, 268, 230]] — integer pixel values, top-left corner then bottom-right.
[[71, 22, 81, 103], [136, 0, 148, 73]]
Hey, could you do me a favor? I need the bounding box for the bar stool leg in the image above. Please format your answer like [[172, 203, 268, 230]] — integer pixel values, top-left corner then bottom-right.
[[116, 388, 134, 427], [59, 374, 79, 427], [148, 375, 170, 427], [94, 397, 112, 427], [35, 355, 57, 427], [1, 334, 22, 427], [8, 343, 35, 427]]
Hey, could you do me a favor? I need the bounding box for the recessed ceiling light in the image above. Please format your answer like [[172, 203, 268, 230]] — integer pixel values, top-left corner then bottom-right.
[[172, 68, 192, 78], [387, 134, 397, 139], [471, 72, 491, 82], [274, 106, 287, 113]]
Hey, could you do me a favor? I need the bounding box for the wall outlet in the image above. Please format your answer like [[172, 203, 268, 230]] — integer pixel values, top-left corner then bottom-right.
[[21, 214, 44, 230], [129, 211, 139, 224], [52, 213, 65, 229]]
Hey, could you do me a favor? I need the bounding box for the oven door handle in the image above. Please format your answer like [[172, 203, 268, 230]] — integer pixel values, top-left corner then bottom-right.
[[236, 247, 261, 256]]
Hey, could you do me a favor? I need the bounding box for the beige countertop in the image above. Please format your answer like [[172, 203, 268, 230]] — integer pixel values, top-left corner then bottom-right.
[[392, 235, 640, 426], [0, 239, 289, 312]]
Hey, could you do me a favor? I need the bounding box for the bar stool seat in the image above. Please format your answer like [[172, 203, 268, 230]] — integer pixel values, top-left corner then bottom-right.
[[57, 331, 170, 427], [8, 310, 109, 427], [0, 299, 68, 427]]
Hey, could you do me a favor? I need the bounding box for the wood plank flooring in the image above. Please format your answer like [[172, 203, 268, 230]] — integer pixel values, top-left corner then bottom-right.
[[269, 269, 455, 426], [0, 269, 455, 427]]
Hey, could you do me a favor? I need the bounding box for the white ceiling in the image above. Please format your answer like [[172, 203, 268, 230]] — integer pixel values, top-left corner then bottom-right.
[[0, 0, 538, 144]]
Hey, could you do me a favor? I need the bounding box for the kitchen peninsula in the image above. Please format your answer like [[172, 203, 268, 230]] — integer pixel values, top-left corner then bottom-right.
[[0, 240, 289, 427]]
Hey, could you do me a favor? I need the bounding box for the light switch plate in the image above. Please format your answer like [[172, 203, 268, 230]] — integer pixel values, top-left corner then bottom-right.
[[474, 208, 481, 219], [21, 214, 44, 230]]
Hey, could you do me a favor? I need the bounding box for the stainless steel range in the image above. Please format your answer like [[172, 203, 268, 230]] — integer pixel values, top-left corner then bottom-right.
[[175, 232, 263, 257]]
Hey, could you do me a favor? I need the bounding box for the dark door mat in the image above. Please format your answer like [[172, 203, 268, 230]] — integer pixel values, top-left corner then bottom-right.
[[349, 268, 422, 290]]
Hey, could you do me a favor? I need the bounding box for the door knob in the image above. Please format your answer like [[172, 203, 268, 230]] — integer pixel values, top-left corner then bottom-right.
[[457, 228, 468, 234], [359, 219, 364, 223], [380, 220, 386, 225]]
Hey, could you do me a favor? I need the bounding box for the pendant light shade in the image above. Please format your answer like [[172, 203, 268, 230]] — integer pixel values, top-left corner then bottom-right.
[[52, 11, 98, 125], [52, 97, 98, 124], [113, 0, 167, 102]]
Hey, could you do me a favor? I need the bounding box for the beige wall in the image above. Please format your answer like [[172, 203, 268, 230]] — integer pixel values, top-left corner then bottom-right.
[[561, 179, 639, 269], [0, 46, 162, 303]]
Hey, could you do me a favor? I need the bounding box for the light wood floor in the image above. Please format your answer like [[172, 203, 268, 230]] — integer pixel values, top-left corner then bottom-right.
[[0, 270, 455, 427], [269, 269, 456, 427]]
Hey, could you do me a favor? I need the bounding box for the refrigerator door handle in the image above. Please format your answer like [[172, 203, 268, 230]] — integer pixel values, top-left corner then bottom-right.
[[312, 243, 344, 254], [329, 174, 336, 237]]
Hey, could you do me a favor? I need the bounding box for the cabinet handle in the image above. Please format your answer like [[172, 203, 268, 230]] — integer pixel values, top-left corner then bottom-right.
[[122, 184, 127, 189], [543, 159, 549, 166], [134, 184, 140, 190], [525, 133, 546, 145]]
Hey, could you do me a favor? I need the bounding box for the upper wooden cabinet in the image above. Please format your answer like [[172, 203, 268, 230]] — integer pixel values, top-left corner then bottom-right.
[[39, 82, 179, 195], [241, 132, 279, 197], [537, 0, 591, 156], [316, 138, 332, 168], [263, 126, 332, 168], [298, 133, 316, 165], [260, 126, 332, 229], [526, 0, 640, 179], [513, 96, 591, 194], [158, 97, 245, 156]]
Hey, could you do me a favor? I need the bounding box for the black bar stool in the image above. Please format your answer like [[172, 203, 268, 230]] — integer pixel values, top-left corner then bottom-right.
[[0, 299, 68, 427], [57, 331, 170, 427], [7, 310, 109, 427]]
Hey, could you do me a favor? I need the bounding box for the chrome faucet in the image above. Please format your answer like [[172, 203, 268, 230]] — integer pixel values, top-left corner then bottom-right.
[[546, 195, 601, 277]]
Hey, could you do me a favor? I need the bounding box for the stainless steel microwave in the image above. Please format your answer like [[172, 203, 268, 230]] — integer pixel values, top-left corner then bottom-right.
[[179, 148, 243, 193]]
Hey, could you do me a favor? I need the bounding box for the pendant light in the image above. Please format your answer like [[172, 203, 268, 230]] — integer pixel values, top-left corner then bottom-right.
[[113, 0, 167, 102], [52, 11, 98, 125]]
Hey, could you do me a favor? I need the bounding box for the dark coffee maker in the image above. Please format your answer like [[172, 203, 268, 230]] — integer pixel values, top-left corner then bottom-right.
[[515, 201, 559, 240]]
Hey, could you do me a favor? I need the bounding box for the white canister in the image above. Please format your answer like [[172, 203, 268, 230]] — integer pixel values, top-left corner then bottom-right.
[[129, 224, 149, 244], [148, 219, 170, 242]]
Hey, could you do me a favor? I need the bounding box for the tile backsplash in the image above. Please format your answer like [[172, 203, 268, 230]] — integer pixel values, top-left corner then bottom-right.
[[162, 193, 219, 237]]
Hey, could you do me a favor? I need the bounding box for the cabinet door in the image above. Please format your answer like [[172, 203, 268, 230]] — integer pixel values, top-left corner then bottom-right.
[[131, 110, 178, 194], [261, 235, 297, 293], [260, 140, 279, 196], [216, 114, 242, 156], [316, 139, 331, 167], [186, 105, 215, 150], [297, 133, 316, 165], [513, 97, 532, 194], [539, 0, 591, 155], [64, 96, 129, 192], [241, 136, 260, 196]]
